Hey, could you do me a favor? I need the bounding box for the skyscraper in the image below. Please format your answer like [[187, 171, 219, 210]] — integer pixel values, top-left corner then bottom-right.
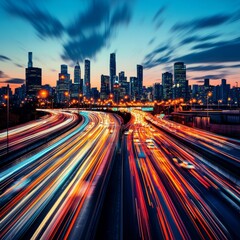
[[162, 72, 173, 100], [56, 64, 71, 103], [173, 62, 188, 100], [84, 59, 91, 98], [153, 83, 163, 101], [130, 77, 138, 101], [26, 52, 42, 97], [100, 75, 110, 100], [137, 65, 143, 100], [110, 53, 116, 93], [220, 79, 230, 104], [74, 61, 81, 84]]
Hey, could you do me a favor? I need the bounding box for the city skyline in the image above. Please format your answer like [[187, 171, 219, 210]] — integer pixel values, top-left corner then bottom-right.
[[0, 0, 239, 90]]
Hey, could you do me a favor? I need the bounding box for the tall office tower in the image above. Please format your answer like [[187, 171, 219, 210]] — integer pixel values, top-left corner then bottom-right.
[[61, 64, 68, 74], [74, 61, 81, 84], [130, 77, 138, 101], [137, 65, 143, 100], [220, 79, 230, 104], [84, 59, 91, 98], [173, 62, 188, 100], [91, 87, 99, 101], [56, 64, 71, 103], [100, 75, 110, 100], [192, 84, 199, 98], [162, 72, 173, 100], [26, 52, 42, 97], [110, 53, 116, 93], [28, 52, 33, 68], [153, 83, 163, 101], [119, 71, 127, 84]]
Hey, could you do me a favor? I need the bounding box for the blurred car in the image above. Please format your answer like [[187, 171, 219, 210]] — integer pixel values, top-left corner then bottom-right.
[[147, 143, 155, 149], [172, 157, 182, 164], [179, 161, 195, 169]]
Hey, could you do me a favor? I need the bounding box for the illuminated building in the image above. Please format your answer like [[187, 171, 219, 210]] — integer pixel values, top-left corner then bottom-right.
[[56, 64, 71, 103], [162, 72, 173, 100], [173, 62, 189, 100], [84, 59, 91, 98], [25, 52, 42, 97], [110, 53, 116, 93], [100, 75, 110, 100], [137, 64, 143, 100]]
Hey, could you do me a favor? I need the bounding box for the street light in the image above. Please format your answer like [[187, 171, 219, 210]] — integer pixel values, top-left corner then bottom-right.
[[228, 97, 231, 109], [207, 92, 212, 118], [218, 99, 222, 109]]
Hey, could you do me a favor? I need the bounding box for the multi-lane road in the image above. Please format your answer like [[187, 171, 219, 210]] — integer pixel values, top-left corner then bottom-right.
[[0, 109, 239, 239], [122, 110, 240, 239], [1, 110, 121, 239], [0, 109, 80, 163]]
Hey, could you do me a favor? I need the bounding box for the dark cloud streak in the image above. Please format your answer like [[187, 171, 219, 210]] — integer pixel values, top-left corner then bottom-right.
[[1, 78, 25, 84], [0, 71, 9, 78], [3, 1, 64, 39], [0, 55, 11, 61]]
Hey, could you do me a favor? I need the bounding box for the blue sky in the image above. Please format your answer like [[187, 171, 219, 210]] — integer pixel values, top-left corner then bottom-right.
[[0, 0, 239, 90]]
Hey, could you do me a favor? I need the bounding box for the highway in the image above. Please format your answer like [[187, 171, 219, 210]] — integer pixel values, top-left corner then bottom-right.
[[122, 110, 240, 239], [1, 109, 239, 239], [0, 111, 121, 240], [0, 109, 80, 162]]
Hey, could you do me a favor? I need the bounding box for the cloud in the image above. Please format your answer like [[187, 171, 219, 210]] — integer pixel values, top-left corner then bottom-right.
[[2, 0, 134, 63], [0, 71, 9, 78], [174, 38, 240, 64], [191, 74, 226, 80], [62, 32, 110, 62], [1, 78, 25, 84], [152, 6, 166, 29], [142, 44, 174, 69], [14, 63, 24, 68], [3, 0, 64, 39], [148, 37, 156, 45], [63, 1, 133, 62], [188, 64, 240, 71], [180, 34, 220, 46], [67, 1, 110, 36], [0, 55, 11, 61], [171, 13, 232, 32], [152, 6, 166, 22]]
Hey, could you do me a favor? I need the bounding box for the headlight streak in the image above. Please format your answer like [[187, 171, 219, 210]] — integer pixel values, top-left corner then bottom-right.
[[124, 110, 239, 239], [0, 111, 120, 239]]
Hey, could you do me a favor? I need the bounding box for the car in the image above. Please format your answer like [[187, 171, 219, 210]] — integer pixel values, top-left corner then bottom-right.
[[172, 157, 183, 164], [147, 143, 155, 149], [145, 139, 154, 143], [179, 161, 195, 169]]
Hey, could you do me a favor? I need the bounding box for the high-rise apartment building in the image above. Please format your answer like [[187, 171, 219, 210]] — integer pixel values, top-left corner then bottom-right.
[[130, 77, 138, 101], [173, 62, 188, 100], [56, 64, 71, 103], [110, 53, 116, 93], [162, 72, 173, 100], [100, 75, 110, 100], [137, 64, 143, 100], [74, 61, 81, 84], [84, 59, 91, 98], [153, 83, 163, 101]]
